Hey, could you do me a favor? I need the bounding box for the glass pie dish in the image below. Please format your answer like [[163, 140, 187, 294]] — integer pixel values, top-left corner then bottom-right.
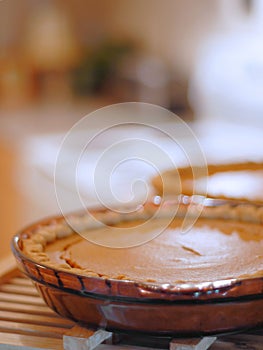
[[11, 197, 263, 336]]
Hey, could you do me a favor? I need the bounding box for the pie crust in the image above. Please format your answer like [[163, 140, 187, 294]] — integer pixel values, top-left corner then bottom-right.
[[21, 200, 263, 284]]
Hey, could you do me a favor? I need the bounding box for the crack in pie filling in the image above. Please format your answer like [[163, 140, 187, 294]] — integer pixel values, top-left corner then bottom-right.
[[21, 203, 263, 285]]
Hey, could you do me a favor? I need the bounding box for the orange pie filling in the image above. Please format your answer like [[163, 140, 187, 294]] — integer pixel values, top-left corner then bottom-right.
[[21, 203, 263, 284]]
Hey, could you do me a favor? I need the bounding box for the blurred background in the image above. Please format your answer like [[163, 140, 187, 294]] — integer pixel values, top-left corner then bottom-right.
[[1, 0, 263, 258]]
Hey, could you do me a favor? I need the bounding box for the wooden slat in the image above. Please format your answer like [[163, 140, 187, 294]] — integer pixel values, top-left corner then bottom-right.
[[64, 326, 112, 350], [96, 345, 160, 350], [0, 319, 67, 338], [214, 333, 263, 349], [0, 292, 46, 306], [0, 284, 39, 296], [211, 343, 238, 350], [211, 339, 262, 350], [0, 310, 73, 327], [170, 337, 216, 350], [0, 332, 63, 349], [0, 300, 60, 317], [9, 277, 34, 287], [0, 260, 76, 349]]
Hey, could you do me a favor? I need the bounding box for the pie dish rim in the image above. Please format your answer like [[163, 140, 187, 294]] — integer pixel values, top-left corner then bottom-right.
[[11, 196, 263, 302]]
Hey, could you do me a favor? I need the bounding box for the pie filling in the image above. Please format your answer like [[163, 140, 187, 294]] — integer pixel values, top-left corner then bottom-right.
[[22, 208, 263, 284]]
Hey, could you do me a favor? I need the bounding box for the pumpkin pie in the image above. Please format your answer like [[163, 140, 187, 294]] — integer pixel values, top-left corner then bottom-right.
[[21, 201, 263, 284], [152, 161, 263, 203]]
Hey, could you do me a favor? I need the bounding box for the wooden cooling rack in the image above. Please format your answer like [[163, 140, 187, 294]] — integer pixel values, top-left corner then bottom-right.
[[1, 256, 263, 350], [0, 255, 74, 349]]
